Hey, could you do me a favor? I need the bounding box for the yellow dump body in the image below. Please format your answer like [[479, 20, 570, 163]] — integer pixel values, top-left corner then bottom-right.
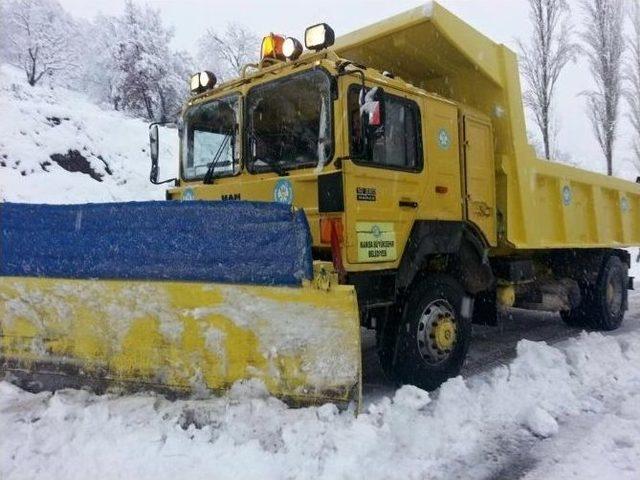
[[0, 275, 361, 407], [334, 2, 640, 250]]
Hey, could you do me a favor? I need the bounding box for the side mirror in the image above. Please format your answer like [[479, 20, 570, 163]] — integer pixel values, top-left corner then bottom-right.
[[149, 123, 176, 185], [356, 87, 385, 160], [360, 87, 385, 128], [366, 101, 383, 126], [149, 124, 159, 179]]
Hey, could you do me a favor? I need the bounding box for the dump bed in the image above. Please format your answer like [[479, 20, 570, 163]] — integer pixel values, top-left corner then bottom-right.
[[334, 2, 640, 250]]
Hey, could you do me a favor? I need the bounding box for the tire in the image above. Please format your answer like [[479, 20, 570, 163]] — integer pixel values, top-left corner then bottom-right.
[[376, 304, 402, 383], [561, 255, 628, 331], [560, 308, 585, 328], [472, 289, 497, 326], [393, 274, 472, 391]]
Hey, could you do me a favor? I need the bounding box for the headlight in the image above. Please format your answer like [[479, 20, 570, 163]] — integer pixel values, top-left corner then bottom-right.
[[199, 71, 211, 87], [282, 37, 303, 60], [190, 73, 201, 92], [189, 70, 217, 95], [198, 71, 216, 90], [304, 23, 335, 51]]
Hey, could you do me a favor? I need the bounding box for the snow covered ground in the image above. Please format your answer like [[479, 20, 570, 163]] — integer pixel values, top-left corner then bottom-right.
[[2, 302, 640, 480], [0, 64, 177, 204]]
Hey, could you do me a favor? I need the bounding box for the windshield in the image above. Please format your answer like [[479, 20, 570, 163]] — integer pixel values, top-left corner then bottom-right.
[[246, 69, 332, 173], [182, 94, 240, 181]]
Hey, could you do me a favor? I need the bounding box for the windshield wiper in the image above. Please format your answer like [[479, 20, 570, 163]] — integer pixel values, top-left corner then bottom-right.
[[203, 131, 232, 185], [262, 157, 288, 177], [246, 128, 288, 177]]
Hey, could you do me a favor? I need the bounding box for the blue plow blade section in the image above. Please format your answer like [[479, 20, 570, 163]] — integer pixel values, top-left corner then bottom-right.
[[0, 201, 313, 285]]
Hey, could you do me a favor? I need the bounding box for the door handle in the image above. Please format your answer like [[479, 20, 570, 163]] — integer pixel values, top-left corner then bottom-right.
[[399, 200, 419, 208]]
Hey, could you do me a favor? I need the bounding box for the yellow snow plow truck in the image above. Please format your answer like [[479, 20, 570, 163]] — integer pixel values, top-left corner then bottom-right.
[[2, 2, 640, 408]]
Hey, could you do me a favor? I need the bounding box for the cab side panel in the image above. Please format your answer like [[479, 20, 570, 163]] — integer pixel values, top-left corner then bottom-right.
[[420, 98, 463, 222], [462, 113, 497, 245]]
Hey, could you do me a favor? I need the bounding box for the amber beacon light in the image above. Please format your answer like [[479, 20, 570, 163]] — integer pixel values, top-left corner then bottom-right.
[[261, 33, 286, 60]]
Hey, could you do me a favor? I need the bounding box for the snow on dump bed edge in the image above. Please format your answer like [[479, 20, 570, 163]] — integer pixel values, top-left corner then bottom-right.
[[2, 323, 639, 480]]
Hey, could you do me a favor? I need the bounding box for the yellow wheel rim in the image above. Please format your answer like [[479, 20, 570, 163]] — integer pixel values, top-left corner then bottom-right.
[[417, 300, 458, 364], [434, 316, 457, 351]]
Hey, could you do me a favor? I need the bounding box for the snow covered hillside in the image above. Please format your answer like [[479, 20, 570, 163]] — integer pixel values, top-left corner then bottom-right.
[[2, 308, 640, 480], [0, 64, 178, 204]]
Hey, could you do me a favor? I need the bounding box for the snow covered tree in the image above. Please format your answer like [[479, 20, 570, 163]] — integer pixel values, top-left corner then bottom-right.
[[581, 0, 626, 176], [154, 50, 193, 122], [2, 0, 79, 86], [197, 23, 259, 80], [626, 1, 640, 169], [86, 2, 192, 121], [80, 14, 123, 110], [0, 2, 10, 63], [518, 0, 577, 160], [113, 1, 172, 119]]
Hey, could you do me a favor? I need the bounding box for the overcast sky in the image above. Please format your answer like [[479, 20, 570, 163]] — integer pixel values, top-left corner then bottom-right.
[[56, 0, 637, 178]]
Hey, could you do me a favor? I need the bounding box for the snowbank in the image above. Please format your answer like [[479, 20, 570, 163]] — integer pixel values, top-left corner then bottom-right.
[[0, 64, 178, 204], [2, 327, 639, 480]]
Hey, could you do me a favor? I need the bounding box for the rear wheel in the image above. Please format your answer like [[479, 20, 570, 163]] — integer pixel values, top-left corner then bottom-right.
[[393, 274, 472, 391], [561, 255, 628, 331]]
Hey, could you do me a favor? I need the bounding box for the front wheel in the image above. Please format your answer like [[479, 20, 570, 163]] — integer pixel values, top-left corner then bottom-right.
[[394, 274, 472, 391]]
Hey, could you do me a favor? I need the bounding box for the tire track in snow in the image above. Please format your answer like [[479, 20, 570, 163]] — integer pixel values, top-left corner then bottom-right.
[[362, 296, 640, 479]]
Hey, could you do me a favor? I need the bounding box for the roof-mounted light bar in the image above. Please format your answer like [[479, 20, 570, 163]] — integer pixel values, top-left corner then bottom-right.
[[189, 70, 217, 95], [304, 23, 335, 51], [282, 37, 303, 60], [257, 23, 334, 65]]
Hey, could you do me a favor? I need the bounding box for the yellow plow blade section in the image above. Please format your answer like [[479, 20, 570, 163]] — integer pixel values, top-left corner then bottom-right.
[[0, 277, 361, 408]]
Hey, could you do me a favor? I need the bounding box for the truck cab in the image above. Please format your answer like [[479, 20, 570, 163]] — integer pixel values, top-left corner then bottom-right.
[[160, 52, 496, 274], [149, 4, 637, 392]]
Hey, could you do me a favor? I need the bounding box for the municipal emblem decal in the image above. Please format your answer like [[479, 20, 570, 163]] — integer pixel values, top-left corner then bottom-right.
[[562, 185, 572, 206], [621, 197, 630, 213], [182, 187, 196, 201], [438, 128, 451, 150], [371, 224, 382, 238], [273, 179, 293, 204]]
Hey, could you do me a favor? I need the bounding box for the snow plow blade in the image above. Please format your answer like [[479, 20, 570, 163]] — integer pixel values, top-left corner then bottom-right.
[[0, 202, 361, 408]]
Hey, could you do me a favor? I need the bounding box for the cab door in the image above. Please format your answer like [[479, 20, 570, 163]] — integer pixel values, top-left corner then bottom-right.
[[462, 114, 497, 245], [341, 84, 426, 268]]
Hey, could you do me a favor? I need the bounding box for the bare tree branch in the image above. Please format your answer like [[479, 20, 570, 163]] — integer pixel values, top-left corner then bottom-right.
[[626, 1, 640, 170], [518, 0, 577, 160], [4, 0, 79, 86], [581, 0, 625, 176], [197, 23, 259, 80]]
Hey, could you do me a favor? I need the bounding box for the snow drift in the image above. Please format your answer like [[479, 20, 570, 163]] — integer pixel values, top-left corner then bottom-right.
[[2, 328, 639, 480]]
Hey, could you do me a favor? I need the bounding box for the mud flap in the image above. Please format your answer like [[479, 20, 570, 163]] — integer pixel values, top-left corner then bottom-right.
[[0, 276, 361, 408]]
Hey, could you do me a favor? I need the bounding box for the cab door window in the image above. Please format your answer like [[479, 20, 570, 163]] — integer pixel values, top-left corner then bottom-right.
[[348, 86, 422, 171]]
